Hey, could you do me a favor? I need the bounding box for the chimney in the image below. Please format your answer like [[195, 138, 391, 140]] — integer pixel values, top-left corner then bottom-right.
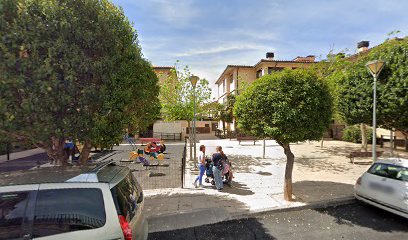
[[266, 52, 274, 60], [357, 41, 369, 53]]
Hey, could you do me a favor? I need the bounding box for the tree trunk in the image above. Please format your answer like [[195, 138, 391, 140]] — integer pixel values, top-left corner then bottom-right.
[[361, 123, 368, 152], [280, 142, 295, 201], [404, 133, 408, 151], [320, 137, 324, 148], [44, 136, 66, 166], [222, 121, 226, 137], [263, 139, 266, 158], [79, 139, 92, 165]]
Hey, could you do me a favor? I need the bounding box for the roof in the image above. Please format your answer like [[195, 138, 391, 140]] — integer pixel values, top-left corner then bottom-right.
[[153, 66, 175, 70], [377, 158, 408, 168], [215, 65, 254, 84], [0, 163, 129, 187], [253, 59, 316, 68], [215, 59, 317, 84]]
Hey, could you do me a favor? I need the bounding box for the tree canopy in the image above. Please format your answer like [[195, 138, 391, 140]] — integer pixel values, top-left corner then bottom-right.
[[159, 64, 212, 122], [234, 69, 332, 200], [0, 0, 159, 164], [335, 37, 408, 135]]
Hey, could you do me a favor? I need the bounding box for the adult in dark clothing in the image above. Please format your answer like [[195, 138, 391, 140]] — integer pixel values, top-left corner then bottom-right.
[[212, 146, 226, 190]]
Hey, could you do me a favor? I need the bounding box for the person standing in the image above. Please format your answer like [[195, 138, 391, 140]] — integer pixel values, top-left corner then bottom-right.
[[193, 145, 206, 188], [212, 146, 226, 191]]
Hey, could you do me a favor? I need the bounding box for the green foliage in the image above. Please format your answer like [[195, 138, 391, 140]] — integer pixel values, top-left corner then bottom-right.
[[220, 94, 236, 123], [0, 0, 159, 153], [334, 37, 408, 134], [234, 69, 333, 143], [159, 63, 212, 122], [342, 125, 373, 143]]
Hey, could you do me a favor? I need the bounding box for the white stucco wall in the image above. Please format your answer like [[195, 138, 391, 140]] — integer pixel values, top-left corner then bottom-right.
[[153, 120, 183, 133]]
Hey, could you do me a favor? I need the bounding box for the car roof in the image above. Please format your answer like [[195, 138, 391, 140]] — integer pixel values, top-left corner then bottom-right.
[[0, 162, 130, 187], [376, 158, 408, 168]]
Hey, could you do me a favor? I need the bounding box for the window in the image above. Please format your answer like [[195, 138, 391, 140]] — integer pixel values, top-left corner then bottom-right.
[[111, 174, 142, 222], [32, 188, 106, 238], [268, 67, 284, 74], [0, 191, 31, 240], [256, 70, 262, 78], [368, 163, 408, 182]]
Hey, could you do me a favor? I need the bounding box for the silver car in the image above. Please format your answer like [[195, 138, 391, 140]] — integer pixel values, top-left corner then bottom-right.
[[354, 158, 408, 219], [0, 161, 148, 240]]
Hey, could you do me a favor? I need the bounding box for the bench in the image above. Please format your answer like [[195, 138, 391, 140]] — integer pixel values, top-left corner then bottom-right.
[[237, 136, 257, 145], [347, 151, 384, 164]]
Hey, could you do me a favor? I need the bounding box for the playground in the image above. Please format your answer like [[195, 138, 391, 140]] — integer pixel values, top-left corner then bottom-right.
[[115, 138, 185, 190]]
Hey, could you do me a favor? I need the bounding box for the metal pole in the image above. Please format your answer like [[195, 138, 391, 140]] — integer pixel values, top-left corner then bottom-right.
[[372, 76, 377, 162], [390, 129, 394, 156], [193, 86, 197, 169]]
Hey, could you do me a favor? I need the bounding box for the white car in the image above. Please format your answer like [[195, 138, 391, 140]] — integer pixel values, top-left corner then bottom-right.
[[0, 160, 148, 240], [354, 158, 408, 219]]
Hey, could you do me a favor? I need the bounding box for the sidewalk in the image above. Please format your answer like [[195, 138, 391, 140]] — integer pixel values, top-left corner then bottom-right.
[[144, 139, 408, 233], [0, 148, 46, 163]]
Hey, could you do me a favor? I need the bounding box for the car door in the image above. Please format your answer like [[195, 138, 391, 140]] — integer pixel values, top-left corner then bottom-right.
[[0, 185, 38, 240], [364, 163, 407, 212], [32, 183, 122, 240]]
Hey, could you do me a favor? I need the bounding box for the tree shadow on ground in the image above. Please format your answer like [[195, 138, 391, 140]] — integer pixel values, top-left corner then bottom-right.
[[295, 155, 353, 173], [314, 202, 408, 233], [293, 181, 354, 203], [148, 216, 276, 240], [228, 154, 281, 173], [307, 145, 361, 157], [225, 181, 254, 196]]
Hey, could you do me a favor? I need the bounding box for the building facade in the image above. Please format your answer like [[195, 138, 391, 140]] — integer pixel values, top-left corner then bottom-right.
[[215, 53, 316, 132]]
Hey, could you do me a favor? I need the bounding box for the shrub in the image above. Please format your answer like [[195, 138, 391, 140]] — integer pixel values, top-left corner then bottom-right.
[[342, 125, 373, 143]]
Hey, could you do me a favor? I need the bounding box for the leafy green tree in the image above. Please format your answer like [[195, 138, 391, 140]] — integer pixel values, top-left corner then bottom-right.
[[159, 63, 211, 161], [0, 0, 159, 164], [335, 37, 408, 147], [234, 69, 332, 200]]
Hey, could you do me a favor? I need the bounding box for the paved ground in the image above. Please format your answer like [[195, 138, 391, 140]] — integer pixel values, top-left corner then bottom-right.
[[144, 139, 408, 232], [148, 202, 408, 240], [0, 151, 48, 172], [113, 141, 185, 190]]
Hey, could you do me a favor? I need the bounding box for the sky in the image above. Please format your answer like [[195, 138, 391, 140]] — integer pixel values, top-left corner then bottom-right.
[[111, 0, 408, 96]]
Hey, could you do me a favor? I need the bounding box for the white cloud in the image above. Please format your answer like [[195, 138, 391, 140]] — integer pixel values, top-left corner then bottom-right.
[[150, 0, 198, 26], [176, 43, 270, 57]]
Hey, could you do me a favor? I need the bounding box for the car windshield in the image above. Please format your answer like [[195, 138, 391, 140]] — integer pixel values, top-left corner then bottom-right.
[[368, 163, 408, 182]]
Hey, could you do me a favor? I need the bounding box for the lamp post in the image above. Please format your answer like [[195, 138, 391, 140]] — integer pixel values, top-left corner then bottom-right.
[[189, 75, 199, 169], [365, 60, 385, 162]]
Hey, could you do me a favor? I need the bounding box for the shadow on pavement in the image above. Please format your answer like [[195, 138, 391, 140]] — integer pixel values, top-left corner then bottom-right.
[[148, 217, 276, 240], [0, 152, 49, 172], [229, 154, 271, 173], [145, 193, 252, 232], [293, 181, 354, 203], [295, 156, 353, 173], [314, 202, 408, 233], [225, 182, 254, 196]]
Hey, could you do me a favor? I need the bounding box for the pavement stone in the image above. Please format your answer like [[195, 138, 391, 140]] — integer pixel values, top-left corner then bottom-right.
[[144, 139, 407, 233]]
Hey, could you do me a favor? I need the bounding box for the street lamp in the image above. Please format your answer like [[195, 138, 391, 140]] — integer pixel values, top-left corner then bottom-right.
[[365, 60, 385, 162], [189, 75, 199, 168]]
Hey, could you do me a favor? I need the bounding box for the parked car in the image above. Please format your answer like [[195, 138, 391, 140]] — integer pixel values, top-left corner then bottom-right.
[[354, 158, 408, 219], [0, 161, 148, 240]]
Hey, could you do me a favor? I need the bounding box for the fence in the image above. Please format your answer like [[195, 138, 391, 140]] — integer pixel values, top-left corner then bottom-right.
[[121, 139, 186, 190], [181, 137, 187, 188], [152, 132, 182, 141]]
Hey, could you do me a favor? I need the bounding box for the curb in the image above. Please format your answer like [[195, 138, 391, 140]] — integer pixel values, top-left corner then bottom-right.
[[230, 196, 356, 220]]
